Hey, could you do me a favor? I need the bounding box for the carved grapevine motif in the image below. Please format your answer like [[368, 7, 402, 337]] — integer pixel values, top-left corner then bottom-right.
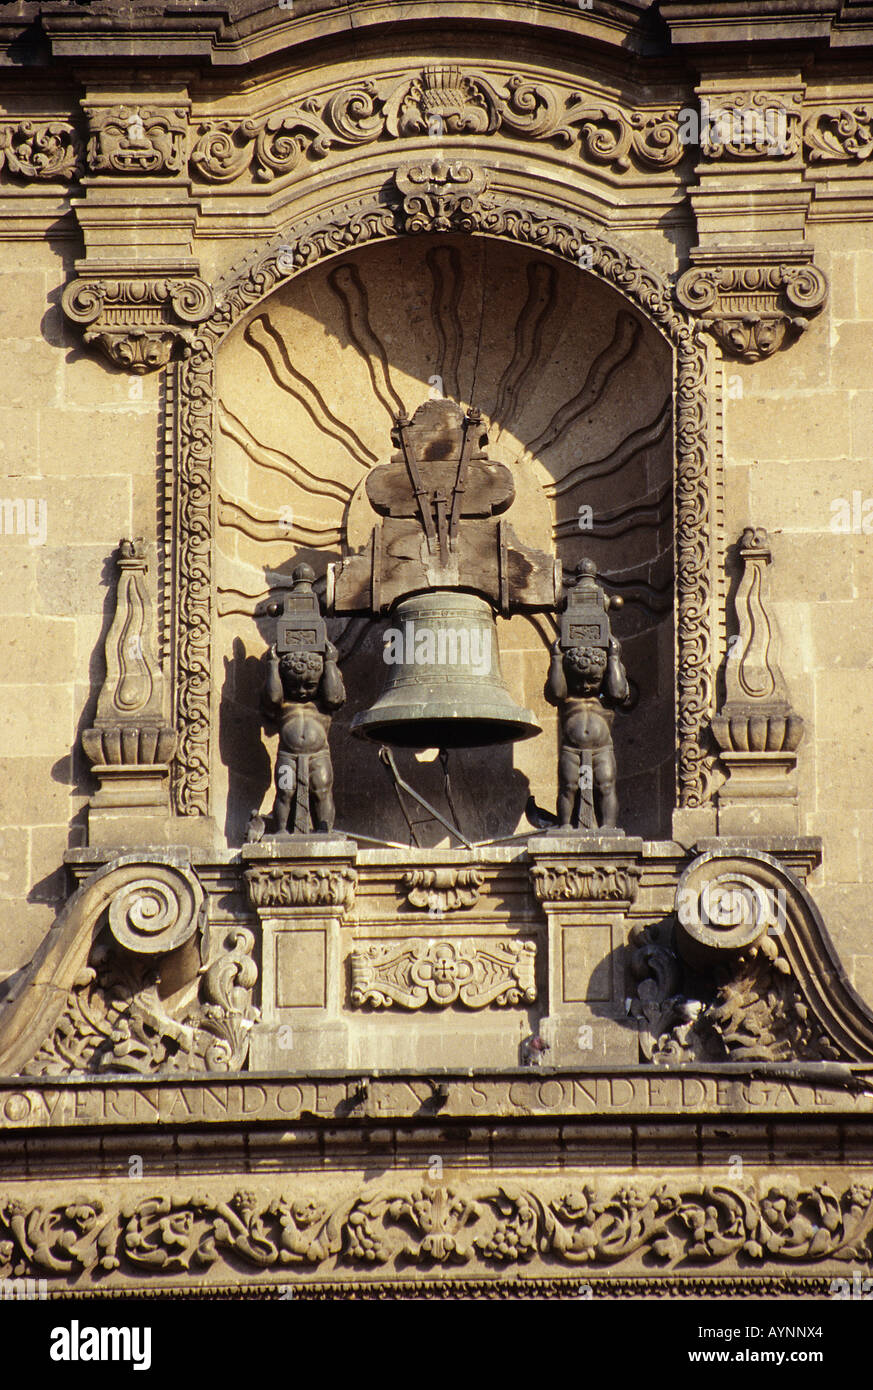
[[172, 182, 712, 814], [2, 1179, 872, 1284]]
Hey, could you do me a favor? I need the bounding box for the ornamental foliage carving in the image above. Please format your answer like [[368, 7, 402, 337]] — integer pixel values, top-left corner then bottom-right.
[[0, 121, 81, 180], [531, 863, 641, 904], [2, 1177, 872, 1285], [629, 922, 839, 1064], [25, 926, 258, 1077], [403, 868, 485, 912], [350, 938, 536, 1009], [804, 105, 873, 162], [189, 69, 686, 183], [244, 864, 357, 911]]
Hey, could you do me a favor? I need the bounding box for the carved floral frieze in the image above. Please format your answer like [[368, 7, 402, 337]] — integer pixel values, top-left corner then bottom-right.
[[531, 863, 641, 904], [2, 1176, 872, 1285], [244, 864, 357, 911], [350, 938, 536, 1009]]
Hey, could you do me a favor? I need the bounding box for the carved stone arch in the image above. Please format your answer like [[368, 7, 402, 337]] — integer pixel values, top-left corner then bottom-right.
[[168, 176, 716, 833]]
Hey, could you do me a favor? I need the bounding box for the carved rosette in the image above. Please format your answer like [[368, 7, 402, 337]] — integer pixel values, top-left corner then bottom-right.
[[0, 121, 81, 180], [61, 276, 214, 373], [84, 103, 187, 175], [350, 938, 536, 1009], [402, 868, 485, 913], [676, 253, 828, 362], [244, 864, 357, 913], [531, 863, 641, 904]]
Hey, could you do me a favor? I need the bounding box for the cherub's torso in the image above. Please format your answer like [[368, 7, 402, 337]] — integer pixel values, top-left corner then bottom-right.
[[560, 695, 614, 749], [277, 700, 330, 753]]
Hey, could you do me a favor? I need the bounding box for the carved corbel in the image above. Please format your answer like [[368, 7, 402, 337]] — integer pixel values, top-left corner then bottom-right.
[[711, 528, 803, 832], [61, 275, 214, 373], [82, 538, 177, 841], [676, 248, 827, 362]]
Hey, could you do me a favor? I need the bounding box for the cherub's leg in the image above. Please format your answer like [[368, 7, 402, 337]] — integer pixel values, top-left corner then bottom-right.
[[558, 746, 581, 828], [593, 747, 619, 828], [309, 750, 335, 833], [272, 754, 295, 834]]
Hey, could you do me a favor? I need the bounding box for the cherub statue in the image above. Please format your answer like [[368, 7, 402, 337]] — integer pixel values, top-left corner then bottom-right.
[[546, 559, 632, 831], [263, 642, 345, 835], [249, 564, 345, 838]]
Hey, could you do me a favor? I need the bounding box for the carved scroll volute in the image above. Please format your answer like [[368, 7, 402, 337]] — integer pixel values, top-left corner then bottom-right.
[[82, 538, 177, 769]]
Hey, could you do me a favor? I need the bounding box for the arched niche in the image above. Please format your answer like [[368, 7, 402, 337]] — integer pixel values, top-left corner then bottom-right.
[[168, 192, 715, 837]]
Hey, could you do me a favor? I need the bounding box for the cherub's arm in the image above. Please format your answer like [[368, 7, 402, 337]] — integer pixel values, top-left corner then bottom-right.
[[264, 643, 283, 708], [605, 636, 631, 705], [545, 639, 567, 705], [319, 640, 346, 710]]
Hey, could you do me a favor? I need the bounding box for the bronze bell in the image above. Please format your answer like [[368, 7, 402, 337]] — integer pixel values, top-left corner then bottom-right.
[[352, 590, 541, 749]]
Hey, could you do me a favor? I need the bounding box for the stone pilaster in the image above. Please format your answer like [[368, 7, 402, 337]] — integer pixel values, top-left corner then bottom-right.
[[242, 838, 358, 1069], [528, 836, 643, 1066]]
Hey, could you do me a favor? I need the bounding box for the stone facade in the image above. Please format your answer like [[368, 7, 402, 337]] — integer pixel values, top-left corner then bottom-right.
[[1, 0, 873, 1298]]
